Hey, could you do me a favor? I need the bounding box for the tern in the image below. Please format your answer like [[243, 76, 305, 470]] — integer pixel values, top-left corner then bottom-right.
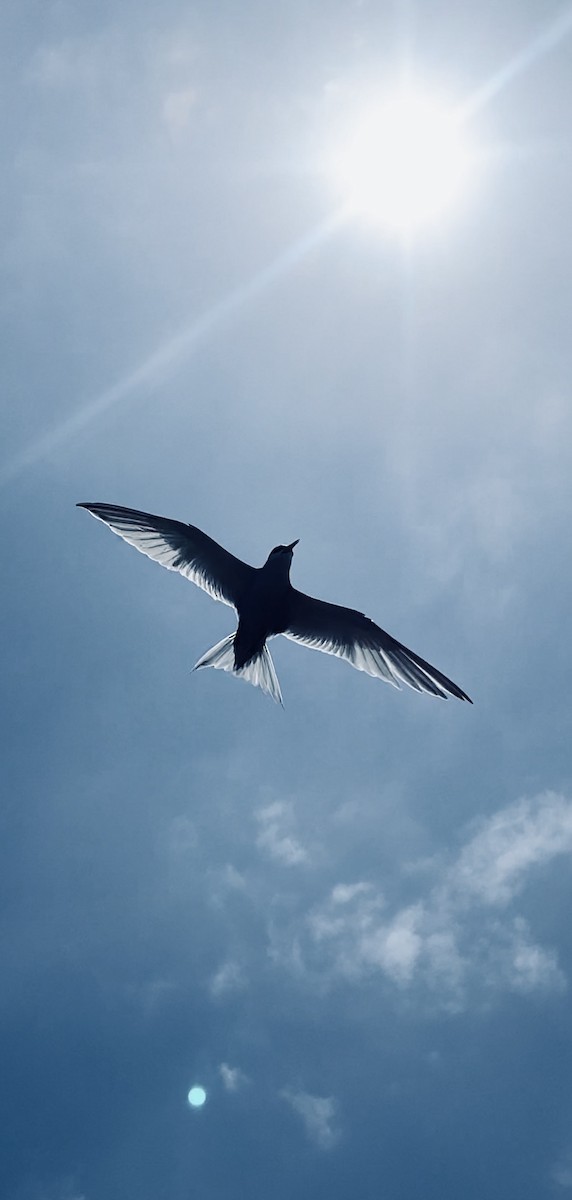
[[77, 502, 472, 706]]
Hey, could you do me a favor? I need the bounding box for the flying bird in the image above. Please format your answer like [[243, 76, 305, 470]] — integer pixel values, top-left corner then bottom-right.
[[77, 503, 472, 706]]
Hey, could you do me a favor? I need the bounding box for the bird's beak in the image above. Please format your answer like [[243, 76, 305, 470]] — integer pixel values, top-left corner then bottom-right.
[[287, 539, 299, 551]]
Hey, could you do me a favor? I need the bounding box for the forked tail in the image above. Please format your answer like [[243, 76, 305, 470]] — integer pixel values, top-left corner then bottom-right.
[[193, 634, 283, 705]]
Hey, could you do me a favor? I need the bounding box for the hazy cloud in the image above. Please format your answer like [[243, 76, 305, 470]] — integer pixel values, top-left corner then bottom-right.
[[256, 801, 309, 866], [281, 1089, 339, 1150], [209, 960, 247, 998], [219, 1062, 249, 1092]]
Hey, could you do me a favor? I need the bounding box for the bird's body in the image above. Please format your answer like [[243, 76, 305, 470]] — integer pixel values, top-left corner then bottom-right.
[[233, 547, 296, 667], [77, 503, 472, 706]]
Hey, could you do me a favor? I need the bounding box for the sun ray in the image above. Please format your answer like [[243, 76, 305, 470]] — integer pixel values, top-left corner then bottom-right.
[[0, 213, 344, 489], [461, 6, 572, 117]]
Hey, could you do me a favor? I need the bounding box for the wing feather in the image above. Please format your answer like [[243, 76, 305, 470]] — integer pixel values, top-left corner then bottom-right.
[[77, 503, 254, 609], [284, 590, 472, 702]]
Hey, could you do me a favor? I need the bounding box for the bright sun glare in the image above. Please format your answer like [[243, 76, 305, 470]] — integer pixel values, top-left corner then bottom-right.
[[332, 89, 475, 233]]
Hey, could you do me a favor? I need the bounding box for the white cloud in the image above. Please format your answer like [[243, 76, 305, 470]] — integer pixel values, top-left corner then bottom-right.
[[449, 792, 572, 907], [310, 890, 422, 985], [256, 801, 309, 866], [309, 882, 382, 946], [481, 917, 565, 995], [219, 1062, 248, 1092], [331, 881, 374, 905], [209, 960, 246, 998], [281, 1089, 339, 1150], [309, 886, 432, 991], [298, 791, 572, 1009], [359, 904, 424, 984]]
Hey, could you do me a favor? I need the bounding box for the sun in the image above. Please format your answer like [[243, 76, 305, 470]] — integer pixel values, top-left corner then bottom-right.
[[330, 88, 475, 234]]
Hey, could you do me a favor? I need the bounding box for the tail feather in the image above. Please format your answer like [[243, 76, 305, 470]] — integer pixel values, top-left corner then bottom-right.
[[193, 634, 283, 705]]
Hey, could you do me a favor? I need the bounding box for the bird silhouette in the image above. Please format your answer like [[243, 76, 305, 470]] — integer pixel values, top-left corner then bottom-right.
[[77, 503, 472, 706]]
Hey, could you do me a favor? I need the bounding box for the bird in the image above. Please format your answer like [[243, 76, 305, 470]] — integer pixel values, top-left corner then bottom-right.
[[77, 502, 472, 706]]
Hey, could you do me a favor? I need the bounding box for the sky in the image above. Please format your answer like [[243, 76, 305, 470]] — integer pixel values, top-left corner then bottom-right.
[[2, 1, 572, 1197]]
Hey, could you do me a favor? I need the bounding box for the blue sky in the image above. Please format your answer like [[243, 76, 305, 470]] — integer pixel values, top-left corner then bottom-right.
[[2, 1, 572, 1197]]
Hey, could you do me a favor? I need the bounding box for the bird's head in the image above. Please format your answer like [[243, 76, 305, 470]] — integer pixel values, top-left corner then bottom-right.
[[270, 540, 299, 558], [264, 540, 299, 570]]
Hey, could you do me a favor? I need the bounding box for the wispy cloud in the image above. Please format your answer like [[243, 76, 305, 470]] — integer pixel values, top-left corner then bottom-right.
[[281, 1089, 339, 1150], [219, 1062, 249, 1092], [448, 792, 572, 906], [295, 792, 572, 1008], [256, 801, 309, 866], [209, 959, 247, 998]]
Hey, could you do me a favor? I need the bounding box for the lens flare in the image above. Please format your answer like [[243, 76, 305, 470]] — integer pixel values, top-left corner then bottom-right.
[[187, 1086, 207, 1108]]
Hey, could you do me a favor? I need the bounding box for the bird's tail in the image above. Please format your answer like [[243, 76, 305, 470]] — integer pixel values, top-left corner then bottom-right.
[[193, 634, 283, 705]]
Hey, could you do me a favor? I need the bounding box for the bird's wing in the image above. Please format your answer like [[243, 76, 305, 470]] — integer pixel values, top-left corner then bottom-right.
[[283, 590, 472, 702], [77, 503, 254, 609]]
